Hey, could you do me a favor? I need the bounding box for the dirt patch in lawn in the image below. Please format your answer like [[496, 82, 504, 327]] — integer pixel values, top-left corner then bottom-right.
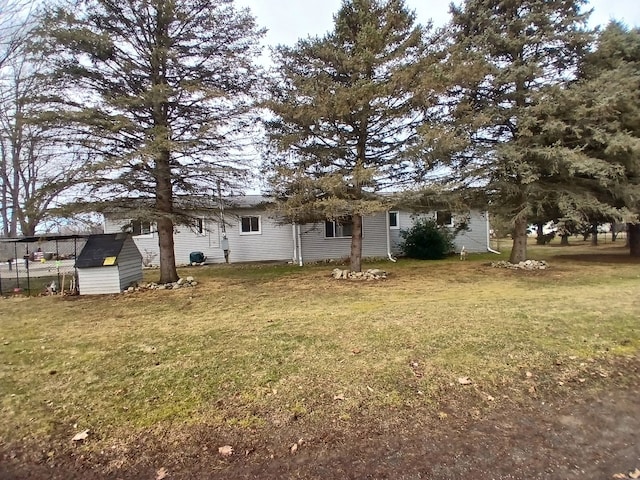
[[2, 355, 639, 480]]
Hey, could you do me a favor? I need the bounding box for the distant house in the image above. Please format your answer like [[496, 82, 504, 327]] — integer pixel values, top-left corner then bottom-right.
[[75, 233, 142, 295], [102, 196, 493, 266]]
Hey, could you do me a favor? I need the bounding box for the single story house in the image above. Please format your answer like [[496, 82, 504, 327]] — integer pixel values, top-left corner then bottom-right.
[[102, 196, 494, 266], [75, 233, 143, 294]]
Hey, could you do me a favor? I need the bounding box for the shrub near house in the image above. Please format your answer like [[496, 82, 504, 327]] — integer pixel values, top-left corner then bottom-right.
[[400, 219, 456, 260]]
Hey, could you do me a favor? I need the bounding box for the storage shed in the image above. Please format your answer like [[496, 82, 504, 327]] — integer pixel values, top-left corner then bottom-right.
[[75, 233, 143, 295]]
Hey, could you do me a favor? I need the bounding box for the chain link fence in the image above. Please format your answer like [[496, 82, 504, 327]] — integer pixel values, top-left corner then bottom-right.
[[0, 236, 88, 296]]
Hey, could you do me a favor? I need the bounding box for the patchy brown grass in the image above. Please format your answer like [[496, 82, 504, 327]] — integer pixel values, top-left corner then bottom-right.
[[0, 241, 639, 473]]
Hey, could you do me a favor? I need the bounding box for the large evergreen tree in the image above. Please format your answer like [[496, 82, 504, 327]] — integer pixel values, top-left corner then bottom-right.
[[263, 0, 445, 272], [562, 23, 640, 254], [38, 0, 263, 282], [445, 0, 598, 263]]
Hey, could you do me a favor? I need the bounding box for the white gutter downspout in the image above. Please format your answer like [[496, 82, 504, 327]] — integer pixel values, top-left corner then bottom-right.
[[292, 223, 298, 264], [297, 224, 303, 266], [386, 210, 397, 262], [486, 210, 501, 254]]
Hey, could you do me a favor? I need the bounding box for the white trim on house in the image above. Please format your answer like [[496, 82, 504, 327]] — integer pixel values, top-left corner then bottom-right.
[[324, 216, 362, 239], [436, 211, 454, 227], [125, 219, 156, 238], [389, 211, 400, 230], [239, 215, 262, 235], [195, 217, 206, 236]]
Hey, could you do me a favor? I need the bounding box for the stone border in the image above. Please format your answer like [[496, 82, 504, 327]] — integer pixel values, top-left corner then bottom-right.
[[125, 276, 198, 292], [331, 268, 388, 280], [491, 260, 548, 270]]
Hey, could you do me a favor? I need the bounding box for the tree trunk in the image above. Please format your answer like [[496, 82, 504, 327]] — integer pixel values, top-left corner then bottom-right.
[[629, 223, 640, 257], [509, 216, 528, 263], [560, 234, 570, 246], [0, 144, 9, 236], [157, 216, 178, 283], [591, 223, 598, 246], [155, 149, 178, 284], [349, 214, 363, 272], [535, 222, 545, 245]]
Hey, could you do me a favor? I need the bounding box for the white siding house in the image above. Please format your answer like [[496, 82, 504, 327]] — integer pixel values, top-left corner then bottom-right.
[[297, 212, 390, 262], [103, 203, 295, 266], [75, 234, 143, 295], [390, 210, 491, 255], [102, 196, 492, 266]]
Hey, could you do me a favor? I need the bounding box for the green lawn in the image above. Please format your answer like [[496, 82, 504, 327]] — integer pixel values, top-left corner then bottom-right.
[[1, 241, 638, 450]]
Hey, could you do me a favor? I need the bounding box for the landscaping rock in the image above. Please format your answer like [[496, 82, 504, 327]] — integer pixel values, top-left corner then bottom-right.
[[491, 260, 548, 270], [330, 268, 388, 280]]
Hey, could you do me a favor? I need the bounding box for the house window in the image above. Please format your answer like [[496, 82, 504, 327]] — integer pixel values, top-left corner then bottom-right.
[[436, 211, 453, 227], [196, 217, 205, 235], [240, 215, 261, 235], [389, 211, 399, 229], [131, 220, 154, 236], [325, 216, 353, 238]]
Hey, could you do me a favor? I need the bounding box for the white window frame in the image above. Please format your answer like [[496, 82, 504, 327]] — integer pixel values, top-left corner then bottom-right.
[[195, 217, 206, 236], [130, 219, 155, 237], [389, 211, 400, 230], [436, 211, 454, 227], [325, 216, 356, 239], [240, 215, 261, 235]]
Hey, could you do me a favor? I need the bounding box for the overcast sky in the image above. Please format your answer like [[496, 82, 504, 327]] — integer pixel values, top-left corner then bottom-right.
[[234, 0, 640, 50]]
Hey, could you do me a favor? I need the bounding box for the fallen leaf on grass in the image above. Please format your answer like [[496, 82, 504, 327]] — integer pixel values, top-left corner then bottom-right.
[[156, 467, 168, 480], [629, 468, 640, 479], [333, 393, 345, 401], [290, 443, 298, 454], [526, 371, 533, 378], [613, 473, 627, 479], [218, 445, 233, 457], [71, 430, 89, 442], [457, 377, 472, 385]]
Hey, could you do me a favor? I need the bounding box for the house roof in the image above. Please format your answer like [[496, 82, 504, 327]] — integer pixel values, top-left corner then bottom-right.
[[103, 195, 274, 215], [75, 233, 135, 268], [221, 195, 272, 209]]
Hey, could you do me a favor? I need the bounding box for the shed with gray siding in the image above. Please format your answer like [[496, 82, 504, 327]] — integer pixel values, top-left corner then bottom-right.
[[75, 234, 142, 295]]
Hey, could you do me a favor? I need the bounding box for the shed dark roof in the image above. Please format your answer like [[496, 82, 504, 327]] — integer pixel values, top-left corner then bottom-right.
[[75, 233, 133, 268]]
